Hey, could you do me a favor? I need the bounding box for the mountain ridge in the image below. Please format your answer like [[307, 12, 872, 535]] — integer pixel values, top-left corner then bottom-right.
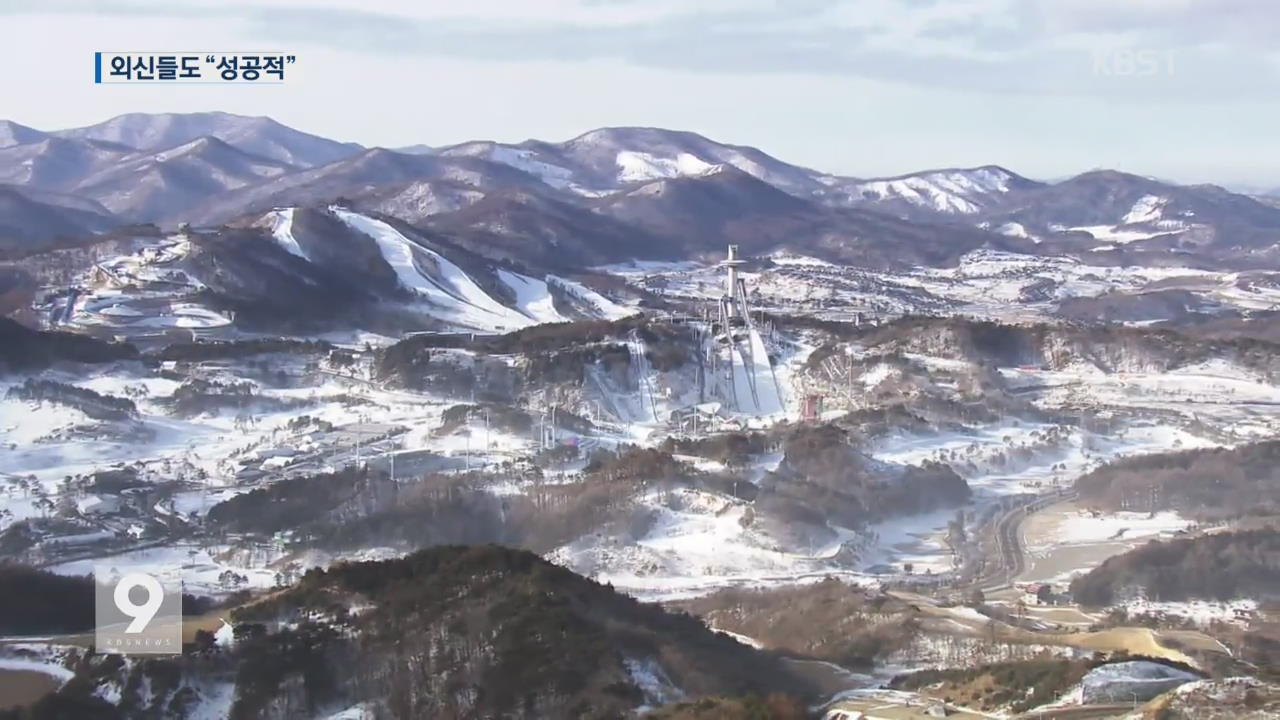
[[53, 111, 362, 167], [3, 112, 1279, 274]]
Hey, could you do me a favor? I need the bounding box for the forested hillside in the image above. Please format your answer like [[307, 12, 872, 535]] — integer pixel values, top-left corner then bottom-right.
[[1070, 529, 1280, 606]]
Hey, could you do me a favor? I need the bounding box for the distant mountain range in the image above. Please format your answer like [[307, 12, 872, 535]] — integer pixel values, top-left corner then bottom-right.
[[2, 111, 1279, 274]]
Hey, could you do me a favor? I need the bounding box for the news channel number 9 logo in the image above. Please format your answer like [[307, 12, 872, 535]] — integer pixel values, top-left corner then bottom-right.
[[94, 565, 182, 655]]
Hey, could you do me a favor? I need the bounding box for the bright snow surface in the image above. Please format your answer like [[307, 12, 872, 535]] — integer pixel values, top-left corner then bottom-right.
[[497, 269, 569, 324], [269, 207, 308, 260], [334, 208, 533, 332]]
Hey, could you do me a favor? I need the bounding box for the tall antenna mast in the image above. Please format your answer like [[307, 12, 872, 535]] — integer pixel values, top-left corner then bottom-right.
[[722, 244, 746, 319]]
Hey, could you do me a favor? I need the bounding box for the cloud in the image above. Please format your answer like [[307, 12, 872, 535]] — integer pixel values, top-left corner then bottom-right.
[[4, 0, 1278, 100]]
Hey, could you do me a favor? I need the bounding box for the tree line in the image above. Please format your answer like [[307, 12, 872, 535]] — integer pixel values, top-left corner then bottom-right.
[[1070, 528, 1280, 606]]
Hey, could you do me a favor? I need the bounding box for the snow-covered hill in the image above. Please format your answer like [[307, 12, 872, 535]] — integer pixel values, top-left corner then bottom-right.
[[0, 119, 46, 149], [5, 113, 1280, 273], [820, 165, 1041, 215], [49, 208, 635, 337], [54, 111, 361, 167], [436, 126, 827, 196], [70, 136, 298, 223]]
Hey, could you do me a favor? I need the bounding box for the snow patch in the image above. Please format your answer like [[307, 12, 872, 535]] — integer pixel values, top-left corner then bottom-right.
[[1067, 224, 1183, 244], [497, 270, 570, 324], [547, 276, 636, 320], [625, 657, 684, 709], [335, 209, 532, 332], [269, 207, 308, 260], [1123, 195, 1167, 225], [616, 151, 719, 183]]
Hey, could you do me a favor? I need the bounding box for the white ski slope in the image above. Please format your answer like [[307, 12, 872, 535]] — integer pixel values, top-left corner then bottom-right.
[[547, 276, 636, 320], [497, 269, 570, 324], [334, 209, 533, 332], [269, 208, 308, 260], [489, 146, 575, 188], [726, 327, 784, 416]]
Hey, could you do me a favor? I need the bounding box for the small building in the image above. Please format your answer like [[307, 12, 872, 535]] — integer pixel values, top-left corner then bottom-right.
[[234, 467, 266, 483], [77, 494, 122, 516], [1021, 582, 1055, 605], [801, 394, 825, 421]]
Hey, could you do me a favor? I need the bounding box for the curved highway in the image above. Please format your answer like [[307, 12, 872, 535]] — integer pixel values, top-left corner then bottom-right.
[[978, 489, 1076, 592]]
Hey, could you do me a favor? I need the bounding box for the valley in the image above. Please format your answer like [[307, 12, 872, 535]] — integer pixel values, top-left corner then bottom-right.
[[1, 112, 1278, 719]]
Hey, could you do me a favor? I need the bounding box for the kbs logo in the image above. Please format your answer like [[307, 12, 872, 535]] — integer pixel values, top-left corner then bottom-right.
[[94, 566, 182, 655], [1092, 49, 1176, 77]]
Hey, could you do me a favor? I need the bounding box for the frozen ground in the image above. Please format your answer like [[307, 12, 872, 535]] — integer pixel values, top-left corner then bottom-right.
[[1080, 660, 1200, 704], [555, 338, 1269, 598], [548, 486, 873, 601], [0, 646, 75, 684], [858, 507, 960, 575], [1029, 510, 1192, 551], [320, 704, 377, 720], [3, 333, 1267, 614], [632, 249, 1280, 323], [1019, 501, 1194, 586], [50, 542, 279, 595], [7, 245, 1280, 623], [1122, 599, 1258, 628], [858, 414, 1220, 579]]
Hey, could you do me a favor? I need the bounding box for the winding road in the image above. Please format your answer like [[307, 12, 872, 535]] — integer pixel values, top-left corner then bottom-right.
[[983, 489, 1077, 591]]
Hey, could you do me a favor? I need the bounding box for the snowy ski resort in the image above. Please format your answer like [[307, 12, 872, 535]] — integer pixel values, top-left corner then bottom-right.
[[2, 108, 1280, 719]]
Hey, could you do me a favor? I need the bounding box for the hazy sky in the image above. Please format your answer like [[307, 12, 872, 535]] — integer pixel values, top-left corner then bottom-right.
[[2, 0, 1278, 186]]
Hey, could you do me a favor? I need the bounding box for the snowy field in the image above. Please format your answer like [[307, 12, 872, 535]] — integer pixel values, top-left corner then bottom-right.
[[858, 415, 1221, 580], [38, 220, 638, 343], [4, 330, 1269, 610], [7, 243, 1280, 622], [50, 543, 279, 596], [0, 359, 475, 587], [632, 248, 1280, 322], [548, 486, 874, 601], [1122, 598, 1258, 628], [1019, 502, 1194, 586], [1024, 509, 1192, 553]]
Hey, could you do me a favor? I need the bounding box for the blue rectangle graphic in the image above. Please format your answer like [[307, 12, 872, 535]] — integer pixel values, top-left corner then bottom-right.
[[95, 52, 102, 84]]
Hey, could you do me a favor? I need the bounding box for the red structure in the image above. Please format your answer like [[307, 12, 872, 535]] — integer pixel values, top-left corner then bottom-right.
[[802, 394, 824, 421]]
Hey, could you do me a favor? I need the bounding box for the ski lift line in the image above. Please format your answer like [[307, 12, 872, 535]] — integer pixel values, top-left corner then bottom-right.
[[719, 296, 741, 412], [628, 329, 659, 423], [738, 281, 763, 410]]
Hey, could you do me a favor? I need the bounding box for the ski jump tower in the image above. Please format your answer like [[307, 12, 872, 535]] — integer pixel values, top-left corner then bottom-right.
[[710, 245, 784, 414]]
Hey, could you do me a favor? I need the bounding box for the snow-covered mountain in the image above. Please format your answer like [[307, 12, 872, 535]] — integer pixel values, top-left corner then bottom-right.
[[426, 188, 680, 268], [394, 143, 437, 155], [0, 119, 46, 149], [4, 112, 1280, 273], [0, 136, 134, 190], [978, 170, 1280, 265], [0, 186, 118, 250], [0, 184, 115, 218], [434, 131, 1043, 222], [183, 147, 556, 226], [70, 136, 298, 223], [54, 111, 361, 167], [819, 165, 1043, 216], [348, 179, 489, 222], [591, 166, 1021, 268], [436, 126, 827, 196], [56, 205, 634, 335]]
